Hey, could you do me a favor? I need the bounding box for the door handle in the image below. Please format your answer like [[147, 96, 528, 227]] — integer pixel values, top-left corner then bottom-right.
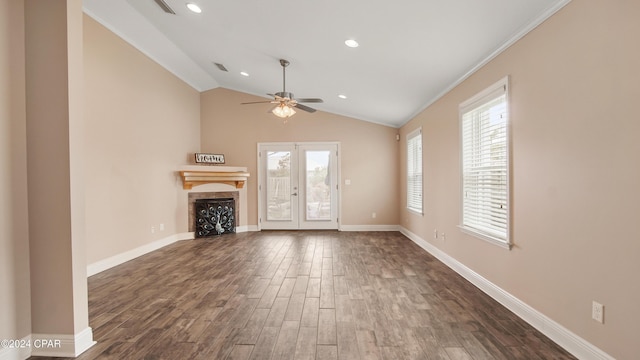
[[291, 192, 298, 196]]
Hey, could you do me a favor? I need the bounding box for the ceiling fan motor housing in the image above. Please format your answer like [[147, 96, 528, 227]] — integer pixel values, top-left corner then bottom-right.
[[275, 91, 293, 100]]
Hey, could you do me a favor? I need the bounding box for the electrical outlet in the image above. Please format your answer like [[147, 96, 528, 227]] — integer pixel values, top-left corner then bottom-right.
[[441, 232, 446, 241], [592, 301, 604, 323], [160, 223, 165, 231], [151, 226, 155, 234], [372, 212, 376, 219]]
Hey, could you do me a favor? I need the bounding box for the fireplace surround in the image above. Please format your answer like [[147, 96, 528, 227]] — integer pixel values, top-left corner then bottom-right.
[[180, 165, 249, 235]]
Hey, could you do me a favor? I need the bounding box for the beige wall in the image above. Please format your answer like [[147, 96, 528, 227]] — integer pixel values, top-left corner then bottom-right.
[[200, 88, 400, 228], [83, 15, 201, 264], [0, 0, 31, 344], [400, 1, 640, 359]]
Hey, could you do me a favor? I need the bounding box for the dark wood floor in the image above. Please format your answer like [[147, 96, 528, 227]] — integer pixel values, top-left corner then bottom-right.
[[32, 231, 576, 360]]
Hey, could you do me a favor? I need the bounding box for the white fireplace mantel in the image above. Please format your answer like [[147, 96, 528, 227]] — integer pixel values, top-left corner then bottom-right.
[[178, 165, 250, 190]]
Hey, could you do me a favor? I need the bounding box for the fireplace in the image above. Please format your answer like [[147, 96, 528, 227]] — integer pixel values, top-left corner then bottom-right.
[[188, 191, 239, 237], [195, 198, 235, 237]]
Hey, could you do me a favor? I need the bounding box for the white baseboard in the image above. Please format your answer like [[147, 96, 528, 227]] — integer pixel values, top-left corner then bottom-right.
[[30, 327, 95, 357], [237, 225, 259, 232], [398, 227, 614, 360], [339, 224, 400, 232], [87, 232, 192, 276], [72, 327, 96, 357], [0, 334, 30, 360], [21, 327, 95, 358]]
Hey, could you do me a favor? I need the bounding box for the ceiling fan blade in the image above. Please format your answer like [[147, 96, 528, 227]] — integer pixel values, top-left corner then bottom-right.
[[294, 103, 317, 113], [295, 98, 324, 103], [267, 93, 284, 100], [241, 101, 275, 105]]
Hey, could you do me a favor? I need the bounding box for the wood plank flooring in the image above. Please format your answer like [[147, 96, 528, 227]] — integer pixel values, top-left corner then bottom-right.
[[30, 231, 576, 360]]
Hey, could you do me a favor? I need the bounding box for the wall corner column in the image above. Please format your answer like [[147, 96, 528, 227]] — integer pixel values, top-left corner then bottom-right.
[[25, 0, 94, 356]]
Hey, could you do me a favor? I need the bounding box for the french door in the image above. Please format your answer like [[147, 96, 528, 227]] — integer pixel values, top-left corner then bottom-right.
[[258, 143, 339, 230]]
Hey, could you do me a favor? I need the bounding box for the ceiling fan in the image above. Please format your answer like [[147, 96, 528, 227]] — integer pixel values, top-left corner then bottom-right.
[[241, 59, 323, 119]]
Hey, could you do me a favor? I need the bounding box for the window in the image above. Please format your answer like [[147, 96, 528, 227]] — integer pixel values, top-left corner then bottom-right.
[[407, 128, 422, 214], [460, 77, 510, 248]]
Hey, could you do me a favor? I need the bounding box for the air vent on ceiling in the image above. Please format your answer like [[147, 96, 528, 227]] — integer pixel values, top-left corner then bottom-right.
[[153, 0, 176, 14], [214, 63, 229, 72]]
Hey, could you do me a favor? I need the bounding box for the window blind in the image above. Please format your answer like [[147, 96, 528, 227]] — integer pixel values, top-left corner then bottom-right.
[[461, 80, 509, 243], [407, 128, 422, 214]]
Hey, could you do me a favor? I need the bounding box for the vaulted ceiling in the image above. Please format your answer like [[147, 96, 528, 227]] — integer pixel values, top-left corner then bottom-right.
[[83, 0, 570, 128]]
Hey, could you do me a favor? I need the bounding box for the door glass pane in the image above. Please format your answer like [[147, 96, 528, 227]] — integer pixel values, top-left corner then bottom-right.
[[267, 151, 291, 221], [305, 150, 331, 221]]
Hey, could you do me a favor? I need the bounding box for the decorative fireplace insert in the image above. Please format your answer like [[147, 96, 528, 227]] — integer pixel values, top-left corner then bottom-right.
[[194, 198, 235, 237]]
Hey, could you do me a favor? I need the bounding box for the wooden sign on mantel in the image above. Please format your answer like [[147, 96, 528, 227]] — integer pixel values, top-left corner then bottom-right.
[[194, 153, 225, 165]]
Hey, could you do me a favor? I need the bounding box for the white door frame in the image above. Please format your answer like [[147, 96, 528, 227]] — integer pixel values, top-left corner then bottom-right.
[[257, 142, 341, 230]]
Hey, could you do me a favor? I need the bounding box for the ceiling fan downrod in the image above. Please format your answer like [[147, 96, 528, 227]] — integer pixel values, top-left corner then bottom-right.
[[280, 59, 289, 96]]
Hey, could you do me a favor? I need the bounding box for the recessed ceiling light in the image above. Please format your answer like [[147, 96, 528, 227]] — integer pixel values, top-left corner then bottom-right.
[[240, 72, 249, 77], [338, 94, 347, 99], [344, 39, 359, 48], [186, 3, 202, 13]]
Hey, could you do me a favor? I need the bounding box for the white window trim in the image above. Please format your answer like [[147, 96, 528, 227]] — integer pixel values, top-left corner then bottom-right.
[[458, 76, 511, 250], [406, 127, 423, 215]]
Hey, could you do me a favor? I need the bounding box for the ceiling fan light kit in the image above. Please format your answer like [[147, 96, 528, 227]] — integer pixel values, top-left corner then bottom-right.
[[240, 59, 323, 121], [272, 103, 296, 118]]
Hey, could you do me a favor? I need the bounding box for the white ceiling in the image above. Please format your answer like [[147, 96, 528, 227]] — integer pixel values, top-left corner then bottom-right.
[[83, 0, 570, 128]]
